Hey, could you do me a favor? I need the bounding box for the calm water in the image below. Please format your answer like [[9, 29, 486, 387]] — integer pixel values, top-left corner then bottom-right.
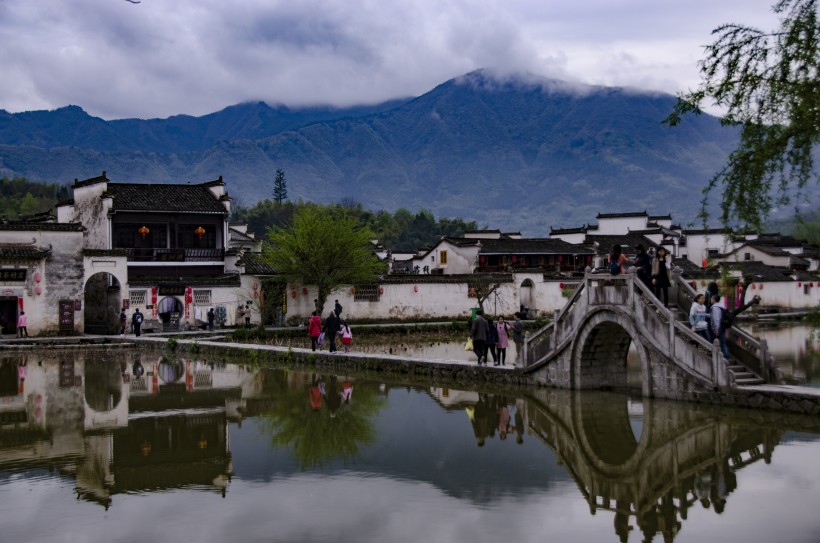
[[1, 351, 820, 543]]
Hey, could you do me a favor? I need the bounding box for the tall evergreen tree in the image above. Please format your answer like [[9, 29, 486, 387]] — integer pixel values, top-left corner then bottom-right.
[[273, 169, 288, 204]]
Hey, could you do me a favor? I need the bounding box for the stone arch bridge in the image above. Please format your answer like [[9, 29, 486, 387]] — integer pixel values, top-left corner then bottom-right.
[[521, 271, 781, 400]]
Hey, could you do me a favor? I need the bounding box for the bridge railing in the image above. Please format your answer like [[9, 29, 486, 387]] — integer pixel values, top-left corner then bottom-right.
[[524, 269, 736, 388], [523, 277, 587, 366], [675, 274, 780, 384]]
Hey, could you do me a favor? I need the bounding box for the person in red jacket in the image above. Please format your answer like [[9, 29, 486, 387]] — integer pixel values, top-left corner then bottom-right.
[[308, 311, 322, 351]]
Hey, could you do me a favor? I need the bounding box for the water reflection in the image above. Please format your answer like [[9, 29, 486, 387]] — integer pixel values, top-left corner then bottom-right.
[[746, 322, 820, 387], [0, 352, 818, 542]]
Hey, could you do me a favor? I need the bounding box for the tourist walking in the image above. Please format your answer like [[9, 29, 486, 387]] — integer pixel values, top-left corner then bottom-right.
[[609, 244, 627, 275], [334, 299, 343, 319], [236, 304, 246, 328], [119, 309, 128, 336], [634, 244, 652, 288], [16, 311, 28, 338], [710, 294, 731, 360], [207, 307, 215, 331], [486, 317, 499, 365], [308, 311, 322, 351], [323, 311, 341, 353], [132, 308, 143, 337], [339, 320, 353, 353], [512, 312, 525, 365], [243, 303, 251, 328], [496, 316, 511, 366], [689, 294, 710, 341], [651, 246, 672, 307], [470, 309, 489, 365]]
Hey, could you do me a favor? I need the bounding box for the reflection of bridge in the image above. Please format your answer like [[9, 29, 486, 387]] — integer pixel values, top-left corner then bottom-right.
[[522, 271, 780, 398], [524, 389, 783, 542]]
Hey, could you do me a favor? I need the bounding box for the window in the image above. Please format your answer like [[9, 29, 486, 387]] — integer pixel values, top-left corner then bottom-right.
[[744, 252, 751, 261], [707, 249, 719, 258], [193, 290, 212, 305], [354, 284, 380, 302], [129, 290, 146, 305], [439, 250, 448, 265]]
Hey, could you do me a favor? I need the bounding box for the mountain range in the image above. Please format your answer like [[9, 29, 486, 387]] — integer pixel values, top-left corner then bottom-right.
[[0, 70, 742, 234]]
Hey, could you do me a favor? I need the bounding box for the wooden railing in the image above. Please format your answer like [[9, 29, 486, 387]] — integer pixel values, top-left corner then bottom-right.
[[125, 248, 224, 262]]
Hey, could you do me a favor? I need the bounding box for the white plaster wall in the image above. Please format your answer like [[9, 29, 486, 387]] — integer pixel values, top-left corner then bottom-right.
[[714, 245, 791, 267], [0, 230, 85, 336], [597, 217, 648, 235], [70, 183, 112, 250], [550, 232, 586, 244], [746, 281, 820, 309], [434, 241, 477, 274], [684, 233, 734, 265], [282, 274, 576, 321]]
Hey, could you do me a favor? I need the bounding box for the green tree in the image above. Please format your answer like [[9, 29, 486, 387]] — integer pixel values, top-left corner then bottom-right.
[[263, 205, 384, 312], [666, 0, 819, 229], [272, 168, 288, 204]]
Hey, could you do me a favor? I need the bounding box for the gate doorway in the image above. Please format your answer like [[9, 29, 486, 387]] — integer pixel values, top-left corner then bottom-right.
[[0, 297, 18, 335], [84, 272, 122, 334], [158, 297, 183, 331]]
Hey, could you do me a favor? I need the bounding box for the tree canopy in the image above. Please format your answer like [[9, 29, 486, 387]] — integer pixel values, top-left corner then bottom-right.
[[262, 204, 384, 313], [666, 0, 820, 229]]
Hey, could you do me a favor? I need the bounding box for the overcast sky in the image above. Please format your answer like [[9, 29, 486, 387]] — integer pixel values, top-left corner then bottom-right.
[[0, 0, 782, 120]]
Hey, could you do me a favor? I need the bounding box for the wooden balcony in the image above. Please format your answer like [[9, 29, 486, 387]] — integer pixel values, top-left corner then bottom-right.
[[125, 248, 225, 262]]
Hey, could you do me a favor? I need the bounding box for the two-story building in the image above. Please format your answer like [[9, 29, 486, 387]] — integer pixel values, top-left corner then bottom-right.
[[54, 172, 264, 333]]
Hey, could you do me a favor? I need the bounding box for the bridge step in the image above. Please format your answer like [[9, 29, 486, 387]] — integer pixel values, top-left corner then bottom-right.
[[727, 365, 766, 386]]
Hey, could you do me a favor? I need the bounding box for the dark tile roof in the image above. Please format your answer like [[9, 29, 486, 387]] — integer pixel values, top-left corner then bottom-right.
[[596, 211, 648, 219], [0, 222, 84, 232], [104, 183, 228, 214], [229, 228, 256, 243], [83, 249, 127, 257], [236, 252, 276, 275], [129, 274, 241, 287], [681, 228, 732, 235], [0, 246, 51, 260], [549, 226, 587, 235], [583, 234, 658, 256], [476, 238, 595, 255], [72, 172, 109, 189], [718, 261, 797, 282], [648, 214, 672, 221]]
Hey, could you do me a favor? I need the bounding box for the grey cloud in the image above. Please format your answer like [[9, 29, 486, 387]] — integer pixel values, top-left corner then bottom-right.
[[0, 0, 783, 119]]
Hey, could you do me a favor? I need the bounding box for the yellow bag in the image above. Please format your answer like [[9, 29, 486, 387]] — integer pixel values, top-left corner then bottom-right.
[[464, 338, 474, 351]]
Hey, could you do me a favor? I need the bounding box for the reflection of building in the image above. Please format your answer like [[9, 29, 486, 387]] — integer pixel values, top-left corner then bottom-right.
[[0, 352, 267, 508]]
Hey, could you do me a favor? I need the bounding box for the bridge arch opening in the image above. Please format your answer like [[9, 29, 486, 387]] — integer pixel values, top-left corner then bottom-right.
[[571, 308, 651, 395]]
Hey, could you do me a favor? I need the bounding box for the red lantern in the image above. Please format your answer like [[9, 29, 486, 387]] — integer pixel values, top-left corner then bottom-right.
[[152, 287, 157, 295], [759, 284, 764, 290], [194, 226, 206, 239], [351, 287, 356, 295], [751, 284, 756, 289], [559, 283, 565, 289], [468, 287, 475, 297], [379, 287, 384, 295], [302, 287, 308, 295], [138, 225, 150, 238], [798, 282, 802, 288], [414, 285, 419, 293], [291, 290, 297, 298]]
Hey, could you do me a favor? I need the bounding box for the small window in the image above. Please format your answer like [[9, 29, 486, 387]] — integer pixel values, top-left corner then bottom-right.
[[193, 290, 212, 305], [129, 290, 146, 305], [440, 250, 448, 265], [744, 252, 751, 261], [354, 284, 380, 302], [707, 249, 719, 258]]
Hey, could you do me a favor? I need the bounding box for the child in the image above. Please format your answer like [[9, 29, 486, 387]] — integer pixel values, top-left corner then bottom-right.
[[339, 321, 353, 353]]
